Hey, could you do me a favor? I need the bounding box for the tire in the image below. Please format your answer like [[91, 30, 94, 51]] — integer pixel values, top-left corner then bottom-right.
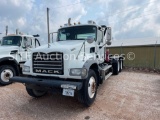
[[0, 65, 16, 86], [112, 60, 119, 75], [78, 69, 98, 107], [26, 87, 47, 98]]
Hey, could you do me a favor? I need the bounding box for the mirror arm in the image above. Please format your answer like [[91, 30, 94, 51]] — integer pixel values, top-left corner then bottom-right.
[[99, 41, 108, 50], [76, 41, 85, 59]]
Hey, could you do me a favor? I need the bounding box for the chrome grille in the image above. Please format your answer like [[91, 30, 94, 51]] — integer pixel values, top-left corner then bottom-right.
[[32, 52, 63, 75]]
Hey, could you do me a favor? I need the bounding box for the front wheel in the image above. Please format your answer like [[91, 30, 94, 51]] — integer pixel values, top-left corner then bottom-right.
[[26, 87, 47, 98], [0, 65, 16, 85], [78, 69, 98, 107]]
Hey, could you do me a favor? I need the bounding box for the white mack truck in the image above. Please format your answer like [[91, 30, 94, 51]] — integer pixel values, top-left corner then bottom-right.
[[0, 34, 41, 85], [10, 19, 123, 106]]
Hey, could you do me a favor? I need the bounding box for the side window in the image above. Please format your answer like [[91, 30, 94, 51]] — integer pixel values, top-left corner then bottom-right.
[[98, 30, 103, 43], [23, 37, 27, 48], [27, 37, 32, 47], [23, 37, 32, 48], [58, 30, 68, 41], [59, 33, 67, 41]]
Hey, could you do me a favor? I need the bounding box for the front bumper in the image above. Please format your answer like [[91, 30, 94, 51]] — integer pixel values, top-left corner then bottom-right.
[[10, 76, 83, 90]]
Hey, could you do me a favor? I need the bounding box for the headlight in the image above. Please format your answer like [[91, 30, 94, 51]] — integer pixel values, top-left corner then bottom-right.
[[22, 66, 30, 72], [70, 68, 87, 77]]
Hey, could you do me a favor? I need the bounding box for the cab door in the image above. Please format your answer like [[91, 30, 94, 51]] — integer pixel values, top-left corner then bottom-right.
[[97, 29, 104, 63], [26, 37, 35, 60], [20, 37, 33, 62]]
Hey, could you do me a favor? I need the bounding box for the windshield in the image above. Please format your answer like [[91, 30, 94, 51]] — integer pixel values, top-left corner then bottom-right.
[[58, 25, 97, 41], [2, 36, 22, 46]]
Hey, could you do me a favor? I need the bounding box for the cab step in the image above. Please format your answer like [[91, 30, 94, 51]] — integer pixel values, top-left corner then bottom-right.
[[99, 65, 112, 81], [101, 65, 112, 71], [105, 72, 112, 80]]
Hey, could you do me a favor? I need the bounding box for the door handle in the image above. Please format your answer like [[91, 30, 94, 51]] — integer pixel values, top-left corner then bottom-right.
[[99, 46, 102, 49]]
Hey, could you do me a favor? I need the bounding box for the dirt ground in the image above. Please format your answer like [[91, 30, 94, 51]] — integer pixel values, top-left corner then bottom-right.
[[0, 71, 160, 120]]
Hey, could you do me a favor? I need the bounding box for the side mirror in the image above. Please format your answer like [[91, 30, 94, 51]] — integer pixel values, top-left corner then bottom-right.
[[106, 41, 111, 45], [106, 27, 112, 45], [86, 36, 94, 44]]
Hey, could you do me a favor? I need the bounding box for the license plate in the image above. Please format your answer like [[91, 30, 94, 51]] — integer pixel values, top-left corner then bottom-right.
[[62, 89, 74, 97]]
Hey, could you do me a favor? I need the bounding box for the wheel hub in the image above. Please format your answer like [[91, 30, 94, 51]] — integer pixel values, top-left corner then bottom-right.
[[91, 82, 96, 93], [5, 73, 10, 79], [1, 69, 13, 82], [118, 61, 120, 71], [88, 77, 96, 98]]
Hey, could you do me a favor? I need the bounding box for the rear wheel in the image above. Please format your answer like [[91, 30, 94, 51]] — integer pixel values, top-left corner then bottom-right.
[[26, 87, 47, 98], [112, 60, 119, 75], [78, 69, 98, 107], [0, 65, 16, 85]]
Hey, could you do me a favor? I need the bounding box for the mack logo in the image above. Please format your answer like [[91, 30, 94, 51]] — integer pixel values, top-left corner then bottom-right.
[[35, 69, 60, 74]]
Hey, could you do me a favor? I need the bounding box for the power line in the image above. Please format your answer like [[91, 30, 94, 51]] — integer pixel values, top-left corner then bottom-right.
[[49, 0, 157, 23], [48, 0, 157, 17], [108, 10, 160, 25], [126, 11, 160, 22], [51, 0, 90, 9], [50, 0, 157, 13], [49, 0, 91, 21], [48, 0, 159, 28], [48, 0, 157, 20], [107, 0, 157, 17]]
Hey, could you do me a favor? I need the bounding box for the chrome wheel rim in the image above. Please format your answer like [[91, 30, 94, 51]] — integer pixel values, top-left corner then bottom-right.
[[120, 60, 123, 69], [1, 69, 13, 82], [88, 76, 96, 99], [118, 61, 120, 72]]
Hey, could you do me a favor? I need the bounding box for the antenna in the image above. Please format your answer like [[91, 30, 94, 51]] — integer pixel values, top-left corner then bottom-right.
[[47, 8, 50, 48], [6, 26, 8, 35], [16, 29, 19, 35], [68, 18, 71, 26]]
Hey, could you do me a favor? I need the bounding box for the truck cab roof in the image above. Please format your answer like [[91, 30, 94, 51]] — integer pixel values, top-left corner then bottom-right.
[[5, 34, 34, 38], [60, 24, 101, 30]]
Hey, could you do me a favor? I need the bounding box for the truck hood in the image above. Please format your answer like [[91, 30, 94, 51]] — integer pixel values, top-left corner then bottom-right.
[[33, 40, 84, 53], [0, 46, 19, 58]]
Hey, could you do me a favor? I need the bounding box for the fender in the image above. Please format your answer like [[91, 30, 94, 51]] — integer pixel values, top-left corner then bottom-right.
[[0, 57, 18, 64], [83, 58, 98, 70], [0, 57, 20, 75], [82, 58, 99, 79]]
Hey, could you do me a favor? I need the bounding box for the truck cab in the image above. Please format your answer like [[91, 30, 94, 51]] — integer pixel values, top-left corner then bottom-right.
[[0, 34, 40, 85], [10, 20, 123, 106]]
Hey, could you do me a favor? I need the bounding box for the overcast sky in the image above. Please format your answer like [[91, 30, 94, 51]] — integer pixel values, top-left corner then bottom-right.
[[0, 0, 160, 43]]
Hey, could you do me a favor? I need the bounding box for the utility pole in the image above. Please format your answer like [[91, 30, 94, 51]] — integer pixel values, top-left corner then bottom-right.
[[47, 8, 50, 48]]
